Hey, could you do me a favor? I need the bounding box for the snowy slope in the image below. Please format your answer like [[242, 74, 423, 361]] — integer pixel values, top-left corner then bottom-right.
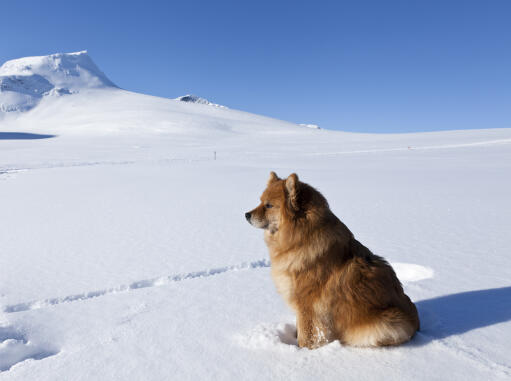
[[1, 52, 510, 380], [0, 51, 115, 113]]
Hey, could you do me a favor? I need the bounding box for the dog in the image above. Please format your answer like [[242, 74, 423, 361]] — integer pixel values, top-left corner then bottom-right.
[[245, 172, 419, 349]]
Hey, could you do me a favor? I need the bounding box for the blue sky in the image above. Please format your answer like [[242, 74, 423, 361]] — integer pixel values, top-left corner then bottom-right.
[[1, 0, 510, 132]]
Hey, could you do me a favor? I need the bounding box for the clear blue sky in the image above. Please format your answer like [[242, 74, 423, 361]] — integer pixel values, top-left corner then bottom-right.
[[2, 0, 510, 132]]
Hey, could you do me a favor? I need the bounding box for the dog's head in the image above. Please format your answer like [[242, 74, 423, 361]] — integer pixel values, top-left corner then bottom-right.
[[245, 172, 327, 233]]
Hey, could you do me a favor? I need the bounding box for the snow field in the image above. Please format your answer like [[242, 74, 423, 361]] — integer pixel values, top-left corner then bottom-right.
[[0, 136, 509, 380], [0, 52, 510, 379]]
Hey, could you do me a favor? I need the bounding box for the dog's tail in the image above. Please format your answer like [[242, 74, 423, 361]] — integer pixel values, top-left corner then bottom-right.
[[344, 307, 418, 347]]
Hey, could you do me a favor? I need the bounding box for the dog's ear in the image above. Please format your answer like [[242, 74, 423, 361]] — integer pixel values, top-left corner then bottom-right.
[[267, 171, 280, 186], [285, 173, 299, 211]]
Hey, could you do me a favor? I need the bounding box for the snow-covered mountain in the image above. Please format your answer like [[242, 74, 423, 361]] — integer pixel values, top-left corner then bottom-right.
[[0, 51, 319, 138], [0, 51, 313, 135], [0, 51, 116, 113]]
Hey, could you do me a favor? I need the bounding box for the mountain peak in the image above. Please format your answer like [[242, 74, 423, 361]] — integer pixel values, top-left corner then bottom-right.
[[0, 51, 116, 113]]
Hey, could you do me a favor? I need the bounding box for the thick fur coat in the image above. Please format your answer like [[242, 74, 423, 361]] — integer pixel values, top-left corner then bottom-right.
[[246, 172, 419, 349]]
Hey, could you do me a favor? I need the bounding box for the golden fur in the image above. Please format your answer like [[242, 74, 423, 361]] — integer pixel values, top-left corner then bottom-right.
[[245, 172, 419, 349]]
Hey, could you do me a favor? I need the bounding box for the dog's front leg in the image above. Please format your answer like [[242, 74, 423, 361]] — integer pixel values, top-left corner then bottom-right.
[[296, 310, 317, 349]]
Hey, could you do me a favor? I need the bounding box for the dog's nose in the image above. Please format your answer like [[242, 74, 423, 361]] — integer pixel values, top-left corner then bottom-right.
[[245, 212, 251, 221]]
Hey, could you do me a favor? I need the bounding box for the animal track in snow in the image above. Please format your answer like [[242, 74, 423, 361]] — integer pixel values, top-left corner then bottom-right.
[[0, 160, 135, 178], [0, 156, 214, 180], [0, 325, 58, 372], [4, 259, 271, 313], [3, 260, 432, 314], [0, 169, 26, 180]]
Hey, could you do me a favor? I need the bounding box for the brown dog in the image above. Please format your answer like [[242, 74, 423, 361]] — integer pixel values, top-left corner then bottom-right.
[[245, 172, 419, 349]]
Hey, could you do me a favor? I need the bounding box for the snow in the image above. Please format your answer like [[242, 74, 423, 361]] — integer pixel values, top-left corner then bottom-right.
[[0, 52, 510, 380], [299, 123, 320, 129], [0, 51, 115, 113]]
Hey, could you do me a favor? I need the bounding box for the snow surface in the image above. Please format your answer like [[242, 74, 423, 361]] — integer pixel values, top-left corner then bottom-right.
[[0, 51, 115, 113], [299, 123, 320, 129], [0, 52, 510, 380]]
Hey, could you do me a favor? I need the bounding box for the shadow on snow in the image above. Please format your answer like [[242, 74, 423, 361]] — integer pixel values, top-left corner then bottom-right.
[[0, 132, 56, 140], [413, 286, 511, 344]]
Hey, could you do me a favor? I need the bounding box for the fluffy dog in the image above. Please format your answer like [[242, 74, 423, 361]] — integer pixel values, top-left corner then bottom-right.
[[245, 172, 419, 349]]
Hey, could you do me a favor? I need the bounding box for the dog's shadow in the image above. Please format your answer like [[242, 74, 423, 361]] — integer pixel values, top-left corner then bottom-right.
[[274, 287, 511, 347], [412, 286, 511, 345]]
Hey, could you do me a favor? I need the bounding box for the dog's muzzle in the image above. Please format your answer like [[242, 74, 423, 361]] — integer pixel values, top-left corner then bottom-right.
[[245, 212, 252, 222]]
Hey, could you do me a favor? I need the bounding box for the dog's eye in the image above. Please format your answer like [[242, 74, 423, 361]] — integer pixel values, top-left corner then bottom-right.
[[265, 203, 273, 209]]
